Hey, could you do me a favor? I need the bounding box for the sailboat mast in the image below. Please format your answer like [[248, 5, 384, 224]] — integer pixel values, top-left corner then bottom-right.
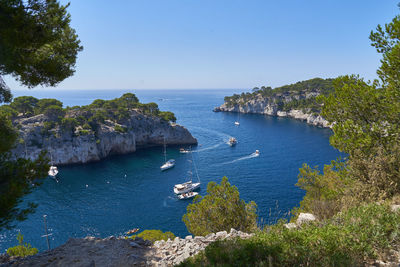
[[191, 149, 200, 183], [163, 137, 167, 163]]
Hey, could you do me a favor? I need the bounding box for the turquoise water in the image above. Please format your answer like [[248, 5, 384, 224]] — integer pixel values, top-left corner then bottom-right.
[[0, 89, 341, 252]]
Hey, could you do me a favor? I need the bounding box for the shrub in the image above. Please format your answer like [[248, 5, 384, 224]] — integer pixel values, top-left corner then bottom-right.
[[159, 111, 176, 123], [6, 233, 38, 258], [179, 203, 400, 267], [114, 124, 127, 133], [60, 117, 77, 132], [130, 230, 175, 243], [182, 177, 257, 236]]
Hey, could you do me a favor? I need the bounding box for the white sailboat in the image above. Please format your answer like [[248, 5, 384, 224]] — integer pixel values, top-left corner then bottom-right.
[[235, 111, 240, 125], [174, 150, 200, 195], [48, 150, 59, 180], [160, 137, 175, 171]]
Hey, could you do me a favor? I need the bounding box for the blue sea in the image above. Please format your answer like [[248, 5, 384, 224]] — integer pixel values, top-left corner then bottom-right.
[[0, 89, 341, 252]]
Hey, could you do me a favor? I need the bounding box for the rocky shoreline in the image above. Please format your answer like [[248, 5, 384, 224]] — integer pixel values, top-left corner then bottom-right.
[[214, 103, 330, 128], [11, 110, 197, 165]]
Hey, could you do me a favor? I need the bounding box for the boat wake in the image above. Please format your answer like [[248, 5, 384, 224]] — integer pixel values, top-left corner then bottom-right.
[[220, 152, 260, 165], [193, 142, 223, 153], [190, 127, 233, 153]]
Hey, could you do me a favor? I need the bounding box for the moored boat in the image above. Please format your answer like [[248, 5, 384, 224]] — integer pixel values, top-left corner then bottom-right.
[[178, 191, 199, 200], [161, 137, 175, 171]]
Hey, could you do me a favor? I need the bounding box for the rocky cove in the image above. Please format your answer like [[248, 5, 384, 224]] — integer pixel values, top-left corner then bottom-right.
[[10, 111, 197, 165]]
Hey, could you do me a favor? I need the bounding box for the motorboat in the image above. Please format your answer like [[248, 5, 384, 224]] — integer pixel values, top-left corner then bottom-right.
[[161, 159, 175, 171], [229, 137, 237, 146], [160, 137, 175, 171], [180, 148, 191, 153], [174, 181, 201, 194], [48, 166, 58, 177], [178, 191, 199, 200], [234, 121, 240, 126], [255, 150, 260, 155]]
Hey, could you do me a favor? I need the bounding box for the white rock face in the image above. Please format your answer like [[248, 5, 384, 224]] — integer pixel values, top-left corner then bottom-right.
[[11, 111, 197, 165], [296, 213, 317, 225], [216, 92, 331, 128]]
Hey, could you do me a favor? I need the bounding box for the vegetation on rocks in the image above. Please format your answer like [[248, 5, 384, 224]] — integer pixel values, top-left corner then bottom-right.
[[6, 233, 38, 258], [129, 229, 176, 244], [179, 203, 400, 267], [223, 77, 334, 113]]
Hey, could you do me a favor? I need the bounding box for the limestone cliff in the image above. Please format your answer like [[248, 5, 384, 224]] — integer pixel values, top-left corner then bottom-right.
[[11, 110, 197, 165], [215, 78, 333, 128]]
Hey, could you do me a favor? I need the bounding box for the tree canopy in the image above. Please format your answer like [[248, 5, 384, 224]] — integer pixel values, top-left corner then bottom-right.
[[0, 0, 82, 98], [182, 177, 257, 236], [0, 0, 82, 230]]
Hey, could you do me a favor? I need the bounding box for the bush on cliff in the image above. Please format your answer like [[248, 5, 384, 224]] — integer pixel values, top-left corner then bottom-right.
[[6, 233, 38, 258], [130, 230, 176, 243], [179, 203, 400, 267], [182, 177, 257, 236]]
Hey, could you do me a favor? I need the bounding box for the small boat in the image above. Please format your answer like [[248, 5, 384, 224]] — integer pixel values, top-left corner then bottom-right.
[[180, 148, 191, 153], [174, 150, 201, 194], [235, 111, 240, 125], [161, 159, 175, 171], [126, 228, 140, 235], [229, 137, 237, 146], [178, 191, 199, 200], [255, 150, 260, 155], [174, 181, 201, 194], [161, 137, 175, 171], [48, 166, 58, 177]]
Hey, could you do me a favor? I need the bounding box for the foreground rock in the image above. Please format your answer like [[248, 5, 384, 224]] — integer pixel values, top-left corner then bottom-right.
[[11, 110, 197, 165], [1, 229, 253, 267]]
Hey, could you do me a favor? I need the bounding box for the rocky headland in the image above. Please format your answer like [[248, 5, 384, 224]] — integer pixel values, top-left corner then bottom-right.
[[4, 93, 197, 165], [214, 78, 333, 128]]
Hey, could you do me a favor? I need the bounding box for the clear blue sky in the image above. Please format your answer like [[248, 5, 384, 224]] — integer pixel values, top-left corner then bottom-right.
[[7, 0, 400, 91]]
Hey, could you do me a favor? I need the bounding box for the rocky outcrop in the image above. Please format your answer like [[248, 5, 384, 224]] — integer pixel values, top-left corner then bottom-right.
[[11, 110, 197, 165], [216, 91, 331, 128], [1, 229, 254, 267]]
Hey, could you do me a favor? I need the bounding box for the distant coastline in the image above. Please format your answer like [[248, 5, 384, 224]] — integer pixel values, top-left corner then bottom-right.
[[214, 78, 333, 128]]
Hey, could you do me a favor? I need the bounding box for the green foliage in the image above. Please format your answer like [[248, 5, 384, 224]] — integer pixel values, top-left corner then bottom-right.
[[224, 78, 334, 110], [159, 111, 176, 122], [179, 203, 400, 267], [0, 151, 49, 230], [60, 117, 77, 132], [114, 124, 127, 133], [0, 114, 17, 153], [294, 161, 357, 220], [0, 0, 82, 89], [130, 230, 176, 243], [35, 98, 63, 115], [0, 105, 18, 119], [6, 233, 38, 258], [182, 177, 257, 236], [10, 96, 39, 116]]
